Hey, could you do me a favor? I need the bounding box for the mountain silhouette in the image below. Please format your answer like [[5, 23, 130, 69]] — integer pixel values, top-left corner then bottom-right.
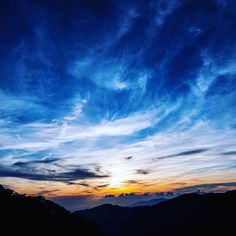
[[75, 190, 236, 236], [0, 185, 101, 235], [1, 184, 235, 236]]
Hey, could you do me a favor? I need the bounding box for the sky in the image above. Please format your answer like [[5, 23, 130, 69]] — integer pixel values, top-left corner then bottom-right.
[[0, 0, 236, 210]]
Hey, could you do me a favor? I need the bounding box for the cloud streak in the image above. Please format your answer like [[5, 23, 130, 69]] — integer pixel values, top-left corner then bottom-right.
[[156, 148, 209, 160], [0, 166, 108, 182]]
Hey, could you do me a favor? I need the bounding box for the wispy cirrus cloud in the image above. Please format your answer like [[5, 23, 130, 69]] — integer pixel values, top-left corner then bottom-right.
[[0, 111, 156, 153]]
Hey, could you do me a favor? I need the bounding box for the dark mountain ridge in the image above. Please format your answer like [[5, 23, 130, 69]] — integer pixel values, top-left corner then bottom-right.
[[75, 190, 236, 236], [0, 185, 101, 235]]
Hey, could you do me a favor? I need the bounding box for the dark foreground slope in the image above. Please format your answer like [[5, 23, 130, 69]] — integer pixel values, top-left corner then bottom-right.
[[0, 185, 101, 236], [76, 190, 236, 236]]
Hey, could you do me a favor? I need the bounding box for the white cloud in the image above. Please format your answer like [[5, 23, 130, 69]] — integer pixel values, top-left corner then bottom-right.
[[57, 111, 156, 141], [0, 111, 156, 153], [111, 78, 128, 90]]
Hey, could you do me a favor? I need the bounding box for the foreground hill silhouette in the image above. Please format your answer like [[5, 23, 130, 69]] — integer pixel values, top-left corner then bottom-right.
[[76, 190, 236, 236], [0, 185, 101, 235]]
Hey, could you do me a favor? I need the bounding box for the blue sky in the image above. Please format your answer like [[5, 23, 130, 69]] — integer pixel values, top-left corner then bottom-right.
[[0, 0, 236, 209]]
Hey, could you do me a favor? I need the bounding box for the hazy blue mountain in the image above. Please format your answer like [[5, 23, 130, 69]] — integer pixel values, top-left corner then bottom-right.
[[128, 197, 166, 207]]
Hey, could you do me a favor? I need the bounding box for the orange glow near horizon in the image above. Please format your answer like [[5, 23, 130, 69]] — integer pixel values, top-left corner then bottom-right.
[[1, 174, 236, 199]]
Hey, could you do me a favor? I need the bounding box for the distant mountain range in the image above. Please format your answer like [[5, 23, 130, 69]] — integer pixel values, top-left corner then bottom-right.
[[127, 197, 167, 207], [75, 190, 236, 236]]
